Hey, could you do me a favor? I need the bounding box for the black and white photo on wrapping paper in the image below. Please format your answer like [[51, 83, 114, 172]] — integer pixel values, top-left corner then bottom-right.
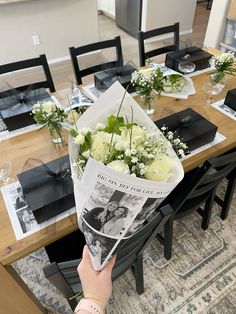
[[81, 220, 117, 269], [82, 180, 164, 238], [16, 207, 37, 233], [7, 185, 37, 233]]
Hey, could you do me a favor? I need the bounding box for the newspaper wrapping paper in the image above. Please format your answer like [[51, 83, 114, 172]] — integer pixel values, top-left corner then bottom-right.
[[69, 81, 184, 270]]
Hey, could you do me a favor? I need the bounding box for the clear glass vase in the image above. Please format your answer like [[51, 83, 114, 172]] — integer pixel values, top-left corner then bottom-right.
[[203, 72, 227, 104], [48, 124, 63, 144], [140, 93, 155, 115], [210, 72, 227, 90]]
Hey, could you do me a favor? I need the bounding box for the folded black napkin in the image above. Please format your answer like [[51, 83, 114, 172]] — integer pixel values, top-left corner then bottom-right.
[[165, 46, 212, 73], [224, 88, 236, 111], [155, 108, 218, 151], [0, 87, 52, 131], [17, 155, 75, 224], [94, 64, 136, 93]]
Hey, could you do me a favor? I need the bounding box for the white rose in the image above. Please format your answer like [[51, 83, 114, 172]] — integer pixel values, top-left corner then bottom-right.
[[74, 133, 85, 145], [90, 131, 110, 162], [107, 160, 130, 175], [144, 154, 174, 182], [32, 103, 41, 113], [115, 140, 129, 151], [42, 101, 56, 114], [132, 125, 146, 145], [120, 125, 145, 146]]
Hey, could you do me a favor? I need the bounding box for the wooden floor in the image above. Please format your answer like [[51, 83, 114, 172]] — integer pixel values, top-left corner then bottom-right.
[[2, 4, 210, 92]]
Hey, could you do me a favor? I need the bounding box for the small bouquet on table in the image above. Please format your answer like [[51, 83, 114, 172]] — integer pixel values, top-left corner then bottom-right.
[[69, 81, 184, 271]]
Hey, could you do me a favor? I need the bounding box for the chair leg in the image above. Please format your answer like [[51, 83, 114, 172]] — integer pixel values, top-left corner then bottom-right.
[[201, 192, 215, 230], [220, 177, 236, 220], [133, 254, 144, 295], [164, 219, 173, 260]]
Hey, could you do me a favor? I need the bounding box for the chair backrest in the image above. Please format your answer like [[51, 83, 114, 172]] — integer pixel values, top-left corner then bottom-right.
[[170, 151, 236, 217], [69, 36, 124, 85], [0, 54, 55, 95], [138, 22, 180, 67], [43, 205, 172, 309]]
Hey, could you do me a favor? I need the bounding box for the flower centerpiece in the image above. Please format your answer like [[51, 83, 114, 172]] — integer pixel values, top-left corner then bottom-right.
[[32, 101, 66, 143], [209, 52, 236, 87], [131, 67, 165, 115]]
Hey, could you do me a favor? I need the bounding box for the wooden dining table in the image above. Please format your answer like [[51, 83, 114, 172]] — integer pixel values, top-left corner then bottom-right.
[[0, 61, 236, 313]]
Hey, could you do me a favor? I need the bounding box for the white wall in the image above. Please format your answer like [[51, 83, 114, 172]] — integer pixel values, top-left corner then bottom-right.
[[0, 0, 99, 64], [204, 0, 231, 48], [141, 0, 197, 36]]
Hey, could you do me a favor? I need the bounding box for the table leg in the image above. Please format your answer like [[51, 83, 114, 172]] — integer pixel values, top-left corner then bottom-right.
[[0, 263, 47, 314]]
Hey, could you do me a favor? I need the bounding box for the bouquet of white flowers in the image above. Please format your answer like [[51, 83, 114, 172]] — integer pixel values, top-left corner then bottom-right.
[[131, 67, 165, 115], [209, 52, 236, 84], [70, 116, 177, 181], [32, 101, 66, 143], [69, 82, 184, 270]]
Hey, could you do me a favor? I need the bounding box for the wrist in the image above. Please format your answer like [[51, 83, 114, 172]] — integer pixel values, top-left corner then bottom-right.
[[74, 298, 105, 314], [84, 294, 107, 310]]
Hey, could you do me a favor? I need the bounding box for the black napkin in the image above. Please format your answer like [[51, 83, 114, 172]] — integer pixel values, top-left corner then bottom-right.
[[17, 155, 75, 223], [224, 88, 236, 111]]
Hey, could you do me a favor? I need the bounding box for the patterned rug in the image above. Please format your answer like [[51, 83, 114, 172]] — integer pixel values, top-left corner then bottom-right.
[[13, 180, 236, 314]]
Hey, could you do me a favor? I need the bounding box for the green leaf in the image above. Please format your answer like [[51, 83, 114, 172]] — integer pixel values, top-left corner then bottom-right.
[[70, 128, 78, 138], [80, 132, 92, 152], [104, 115, 124, 134]]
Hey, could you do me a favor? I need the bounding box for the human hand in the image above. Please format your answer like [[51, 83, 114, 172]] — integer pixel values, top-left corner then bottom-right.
[[77, 245, 116, 310]]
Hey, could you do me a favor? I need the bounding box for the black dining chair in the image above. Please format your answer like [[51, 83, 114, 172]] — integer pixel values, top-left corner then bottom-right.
[[138, 22, 180, 67], [43, 205, 172, 310], [0, 54, 55, 95], [214, 148, 236, 220], [69, 36, 124, 85], [215, 166, 236, 220], [156, 151, 236, 260]]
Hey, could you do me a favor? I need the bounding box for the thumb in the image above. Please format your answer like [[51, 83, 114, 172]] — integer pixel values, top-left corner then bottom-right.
[[81, 245, 93, 268]]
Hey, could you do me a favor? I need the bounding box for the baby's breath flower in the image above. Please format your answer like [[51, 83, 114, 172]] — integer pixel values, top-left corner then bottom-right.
[[160, 125, 189, 158], [131, 157, 138, 163]]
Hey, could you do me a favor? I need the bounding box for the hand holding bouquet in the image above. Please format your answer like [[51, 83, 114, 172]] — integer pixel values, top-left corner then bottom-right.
[[69, 82, 184, 270]]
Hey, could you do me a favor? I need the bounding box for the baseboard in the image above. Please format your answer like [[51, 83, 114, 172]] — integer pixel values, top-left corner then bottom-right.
[[48, 55, 70, 64], [48, 50, 101, 64], [101, 11, 115, 20]]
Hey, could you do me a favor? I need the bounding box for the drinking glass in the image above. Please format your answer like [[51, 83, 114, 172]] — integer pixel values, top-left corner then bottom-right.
[[203, 81, 223, 104], [178, 61, 196, 75], [0, 159, 13, 186]]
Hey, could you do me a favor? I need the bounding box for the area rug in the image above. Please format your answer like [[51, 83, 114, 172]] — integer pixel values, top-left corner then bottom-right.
[[13, 180, 236, 314]]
